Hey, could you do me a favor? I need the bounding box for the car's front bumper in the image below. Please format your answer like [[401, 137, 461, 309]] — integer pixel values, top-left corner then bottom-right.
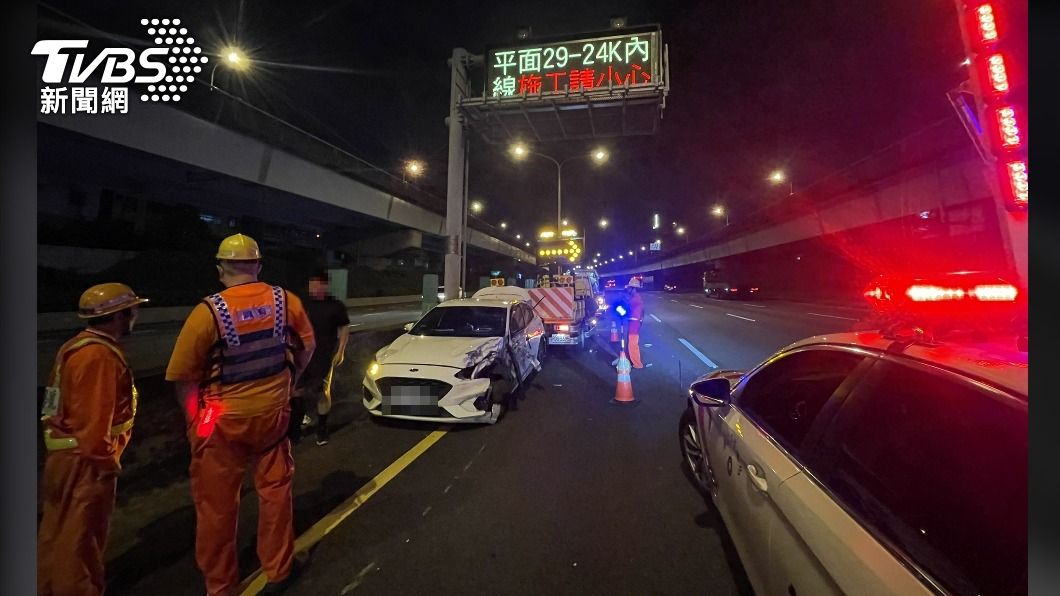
[[362, 364, 502, 424]]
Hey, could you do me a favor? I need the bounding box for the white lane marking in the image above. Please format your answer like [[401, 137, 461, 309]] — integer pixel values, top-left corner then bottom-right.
[[688, 304, 704, 309], [348, 323, 362, 327], [339, 561, 378, 595], [422, 506, 432, 517], [443, 484, 453, 494], [742, 304, 767, 308], [726, 313, 756, 322], [670, 299, 678, 303], [807, 312, 858, 321], [649, 314, 662, 323], [678, 338, 718, 369]]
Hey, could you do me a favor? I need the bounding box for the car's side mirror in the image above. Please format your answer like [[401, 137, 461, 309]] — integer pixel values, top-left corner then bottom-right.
[[403, 322, 415, 332], [689, 377, 730, 407]]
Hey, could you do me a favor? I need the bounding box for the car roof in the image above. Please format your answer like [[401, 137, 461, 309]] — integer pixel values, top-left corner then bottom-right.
[[783, 332, 1028, 398], [436, 298, 511, 308], [472, 286, 532, 302]]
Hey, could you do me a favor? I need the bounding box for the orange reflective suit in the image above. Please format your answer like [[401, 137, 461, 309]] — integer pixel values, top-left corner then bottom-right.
[[627, 291, 645, 368], [38, 329, 136, 596], [167, 282, 314, 595]]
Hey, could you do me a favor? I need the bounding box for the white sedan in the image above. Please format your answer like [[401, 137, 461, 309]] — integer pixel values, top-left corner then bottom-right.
[[362, 296, 545, 424]]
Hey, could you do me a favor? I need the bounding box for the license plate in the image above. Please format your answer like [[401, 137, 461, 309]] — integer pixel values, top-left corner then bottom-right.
[[549, 334, 575, 345], [382, 387, 438, 415]]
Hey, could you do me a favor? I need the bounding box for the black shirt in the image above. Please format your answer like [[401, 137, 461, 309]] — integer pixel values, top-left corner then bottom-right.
[[300, 296, 350, 384]]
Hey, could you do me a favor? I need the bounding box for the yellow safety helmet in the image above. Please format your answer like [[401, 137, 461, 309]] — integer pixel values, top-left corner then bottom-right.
[[78, 283, 149, 319], [215, 233, 261, 261]]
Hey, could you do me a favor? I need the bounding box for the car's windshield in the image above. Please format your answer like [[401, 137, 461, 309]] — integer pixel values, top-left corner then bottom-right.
[[410, 306, 506, 337]]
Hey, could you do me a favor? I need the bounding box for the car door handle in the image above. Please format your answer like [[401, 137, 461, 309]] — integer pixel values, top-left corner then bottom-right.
[[746, 463, 769, 493]]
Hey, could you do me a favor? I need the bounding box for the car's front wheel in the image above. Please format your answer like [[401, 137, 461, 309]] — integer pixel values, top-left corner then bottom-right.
[[679, 406, 713, 499]]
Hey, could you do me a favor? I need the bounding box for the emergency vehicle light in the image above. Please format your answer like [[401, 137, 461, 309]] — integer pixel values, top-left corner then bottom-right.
[[995, 106, 1021, 148], [1005, 160, 1028, 207], [986, 53, 1009, 93], [975, 3, 999, 43], [865, 273, 1019, 309], [905, 284, 1017, 302]]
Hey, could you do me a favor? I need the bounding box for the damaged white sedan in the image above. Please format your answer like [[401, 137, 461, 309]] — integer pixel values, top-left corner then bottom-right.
[[362, 296, 545, 424]]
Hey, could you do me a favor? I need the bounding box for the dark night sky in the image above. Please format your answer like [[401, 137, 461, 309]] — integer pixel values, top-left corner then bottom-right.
[[38, 0, 970, 257]]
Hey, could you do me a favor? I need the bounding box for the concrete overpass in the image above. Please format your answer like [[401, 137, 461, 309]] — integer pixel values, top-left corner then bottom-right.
[[39, 100, 535, 264], [604, 118, 1011, 283]]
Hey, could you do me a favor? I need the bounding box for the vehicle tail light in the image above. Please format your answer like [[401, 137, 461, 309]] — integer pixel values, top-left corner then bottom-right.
[[557, 324, 570, 332], [751, 287, 759, 292]]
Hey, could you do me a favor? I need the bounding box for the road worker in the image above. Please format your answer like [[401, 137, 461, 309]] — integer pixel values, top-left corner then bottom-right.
[[626, 278, 646, 368], [290, 270, 349, 446], [165, 234, 315, 595], [38, 283, 147, 596]]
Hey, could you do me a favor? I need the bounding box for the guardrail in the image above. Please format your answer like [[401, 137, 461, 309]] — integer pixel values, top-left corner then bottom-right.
[[38, 294, 423, 333]]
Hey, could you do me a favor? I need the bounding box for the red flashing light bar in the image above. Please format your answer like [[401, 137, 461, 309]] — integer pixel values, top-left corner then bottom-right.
[[994, 106, 1021, 148], [975, 3, 999, 44], [985, 52, 1010, 93], [1003, 160, 1029, 206], [864, 272, 1021, 309], [905, 283, 1018, 302]]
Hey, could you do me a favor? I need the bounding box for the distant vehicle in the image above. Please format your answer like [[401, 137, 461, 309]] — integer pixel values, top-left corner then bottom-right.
[[704, 284, 759, 300], [436, 285, 464, 302], [529, 271, 599, 349], [363, 296, 544, 424], [680, 271, 1027, 596], [663, 283, 678, 292]]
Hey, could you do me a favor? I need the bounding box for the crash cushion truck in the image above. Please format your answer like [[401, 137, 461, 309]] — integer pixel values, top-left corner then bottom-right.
[[529, 273, 598, 349]]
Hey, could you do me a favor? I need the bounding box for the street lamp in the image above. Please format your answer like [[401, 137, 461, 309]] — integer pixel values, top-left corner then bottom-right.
[[509, 142, 610, 231], [768, 169, 793, 195], [470, 200, 484, 214], [403, 159, 425, 182], [500, 222, 508, 229], [516, 233, 523, 239], [210, 46, 249, 89], [711, 205, 730, 226], [676, 226, 686, 236], [599, 218, 609, 229]]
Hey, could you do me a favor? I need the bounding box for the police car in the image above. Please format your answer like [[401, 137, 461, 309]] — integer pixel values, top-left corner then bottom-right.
[[679, 271, 1027, 596]]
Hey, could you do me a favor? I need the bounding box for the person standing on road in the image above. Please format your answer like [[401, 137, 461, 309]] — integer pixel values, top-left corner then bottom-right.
[[38, 283, 147, 596], [165, 234, 315, 596], [626, 278, 646, 369], [290, 270, 350, 446]]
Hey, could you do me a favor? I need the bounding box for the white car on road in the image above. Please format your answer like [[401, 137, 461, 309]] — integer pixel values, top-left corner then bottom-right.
[[680, 271, 1028, 596], [362, 295, 545, 424]]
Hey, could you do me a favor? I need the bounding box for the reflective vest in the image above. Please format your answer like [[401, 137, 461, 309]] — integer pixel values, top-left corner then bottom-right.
[[41, 334, 137, 452], [202, 284, 292, 388]]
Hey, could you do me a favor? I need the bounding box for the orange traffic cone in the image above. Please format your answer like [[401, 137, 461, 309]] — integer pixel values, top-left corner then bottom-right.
[[610, 349, 638, 406]]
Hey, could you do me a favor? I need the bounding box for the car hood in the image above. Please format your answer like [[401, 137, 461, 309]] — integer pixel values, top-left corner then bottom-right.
[[376, 334, 504, 369]]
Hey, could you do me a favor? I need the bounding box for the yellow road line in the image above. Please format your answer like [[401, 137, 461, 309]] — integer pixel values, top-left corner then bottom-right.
[[238, 429, 448, 595]]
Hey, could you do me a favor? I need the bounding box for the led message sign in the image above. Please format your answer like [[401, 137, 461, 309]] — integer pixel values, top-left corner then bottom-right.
[[486, 29, 660, 99]]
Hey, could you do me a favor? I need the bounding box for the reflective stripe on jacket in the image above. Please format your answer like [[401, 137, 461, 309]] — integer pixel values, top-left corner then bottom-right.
[[203, 285, 291, 387], [42, 335, 137, 452]]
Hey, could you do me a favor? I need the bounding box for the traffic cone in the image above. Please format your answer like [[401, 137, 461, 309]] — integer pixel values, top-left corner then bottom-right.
[[610, 349, 638, 406]]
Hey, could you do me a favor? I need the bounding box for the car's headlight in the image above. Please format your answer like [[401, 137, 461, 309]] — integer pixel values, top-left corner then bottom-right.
[[367, 361, 380, 377]]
